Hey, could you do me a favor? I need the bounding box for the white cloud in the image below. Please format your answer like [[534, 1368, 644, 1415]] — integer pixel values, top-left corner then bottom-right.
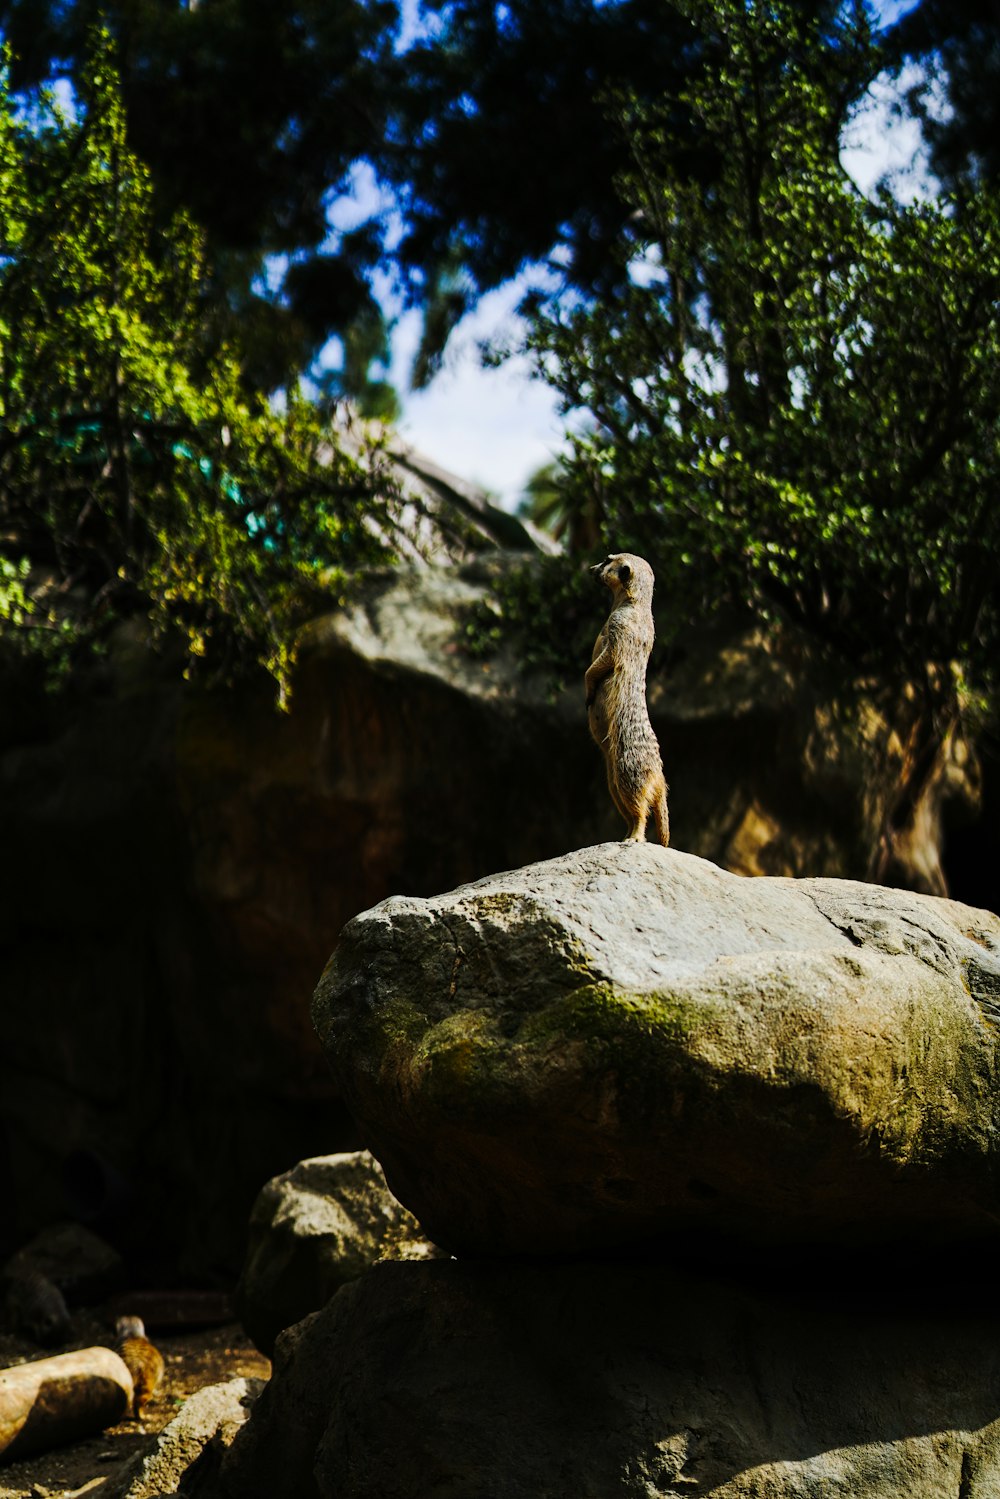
[[390, 285, 569, 509]]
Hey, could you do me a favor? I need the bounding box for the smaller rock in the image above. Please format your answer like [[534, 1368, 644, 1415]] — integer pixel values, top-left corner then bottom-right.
[[6, 1223, 123, 1306], [1, 1270, 71, 1346], [235, 1152, 444, 1355], [104, 1377, 265, 1499]]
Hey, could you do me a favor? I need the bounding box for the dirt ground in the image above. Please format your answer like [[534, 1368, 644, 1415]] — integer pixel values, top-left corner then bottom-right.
[[0, 1312, 270, 1499]]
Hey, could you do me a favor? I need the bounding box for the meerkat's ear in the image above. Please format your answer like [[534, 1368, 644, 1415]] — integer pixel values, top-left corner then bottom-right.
[[619, 562, 632, 584]]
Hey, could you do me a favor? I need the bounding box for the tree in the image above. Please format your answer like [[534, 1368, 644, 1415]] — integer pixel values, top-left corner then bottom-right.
[[3, 1, 995, 446], [525, 0, 1000, 695], [0, 0, 888, 391], [886, 0, 1000, 192], [0, 36, 404, 699], [381, 0, 711, 382], [0, 0, 401, 398]]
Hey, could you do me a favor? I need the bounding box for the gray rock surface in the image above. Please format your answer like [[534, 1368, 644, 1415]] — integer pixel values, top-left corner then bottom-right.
[[218, 1258, 1000, 1499], [236, 1151, 442, 1355], [314, 842, 1000, 1256], [105, 1377, 264, 1499]]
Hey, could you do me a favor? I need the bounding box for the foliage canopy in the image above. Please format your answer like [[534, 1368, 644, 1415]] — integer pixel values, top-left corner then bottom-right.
[[0, 0, 400, 400], [519, 0, 1000, 697], [0, 36, 403, 699], [2, 0, 996, 393], [2, 3, 999, 714]]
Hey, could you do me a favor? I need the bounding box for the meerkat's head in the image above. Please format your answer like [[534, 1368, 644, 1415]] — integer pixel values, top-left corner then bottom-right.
[[592, 552, 655, 605], [115, 1314, 146, 1341]]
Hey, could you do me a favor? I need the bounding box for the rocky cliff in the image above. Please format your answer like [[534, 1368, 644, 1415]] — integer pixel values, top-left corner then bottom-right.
[[0, 558, 980, 1271]]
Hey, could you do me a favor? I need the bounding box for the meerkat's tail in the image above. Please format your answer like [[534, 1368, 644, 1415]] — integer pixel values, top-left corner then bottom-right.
[[653, 779, 670, 848]]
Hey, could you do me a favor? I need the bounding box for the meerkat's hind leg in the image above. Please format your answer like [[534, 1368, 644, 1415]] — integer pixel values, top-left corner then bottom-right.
[[606, 768, 630, 827], [623, 791, 651, 842]]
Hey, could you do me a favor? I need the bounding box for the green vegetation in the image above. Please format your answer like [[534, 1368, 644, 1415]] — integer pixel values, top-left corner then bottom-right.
[[1, 1, 999, 721], [3, 2, 996, 392], [0, 36, 402, 700], [0, 0, 400, 401], [515, 0, 1000, 704]]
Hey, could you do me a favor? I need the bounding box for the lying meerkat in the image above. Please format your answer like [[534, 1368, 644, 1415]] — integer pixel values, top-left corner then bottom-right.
[[585, 552, 669, 847]]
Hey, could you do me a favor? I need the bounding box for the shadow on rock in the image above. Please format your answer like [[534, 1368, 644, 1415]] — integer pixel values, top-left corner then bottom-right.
[[216, 1258, 1000, 1499]]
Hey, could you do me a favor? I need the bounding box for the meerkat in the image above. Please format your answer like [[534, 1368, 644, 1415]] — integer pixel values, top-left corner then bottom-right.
[[114, 1314, 165, 1421], [585, 552, 669, 846]]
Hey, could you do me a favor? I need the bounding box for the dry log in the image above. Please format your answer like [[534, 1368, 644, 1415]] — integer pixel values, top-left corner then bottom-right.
[[0, 1346, 133, 1463]]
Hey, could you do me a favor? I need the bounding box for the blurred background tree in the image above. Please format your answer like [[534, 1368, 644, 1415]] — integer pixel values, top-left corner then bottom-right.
[[0, 0, 400, 399], [0, 35, 402, 699], [2, 0, 994, 396], [889, 0, 1000, 191], [1, 0, 998, 700], [523, 0, 1000, 687]]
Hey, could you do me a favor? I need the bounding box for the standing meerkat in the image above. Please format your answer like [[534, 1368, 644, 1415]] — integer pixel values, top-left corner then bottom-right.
[[585, 552, 669, 847]]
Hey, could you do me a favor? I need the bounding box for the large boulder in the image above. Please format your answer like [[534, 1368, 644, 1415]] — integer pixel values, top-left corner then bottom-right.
[[235, 1151, 443, 1355], [313, 842, 1000, 1257], [217, 1258, 1000, 1499]]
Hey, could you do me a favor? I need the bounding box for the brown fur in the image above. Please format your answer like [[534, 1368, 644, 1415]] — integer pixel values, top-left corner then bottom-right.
[[585, 552, 669, 846], [115, 1315, 165, 1420]]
